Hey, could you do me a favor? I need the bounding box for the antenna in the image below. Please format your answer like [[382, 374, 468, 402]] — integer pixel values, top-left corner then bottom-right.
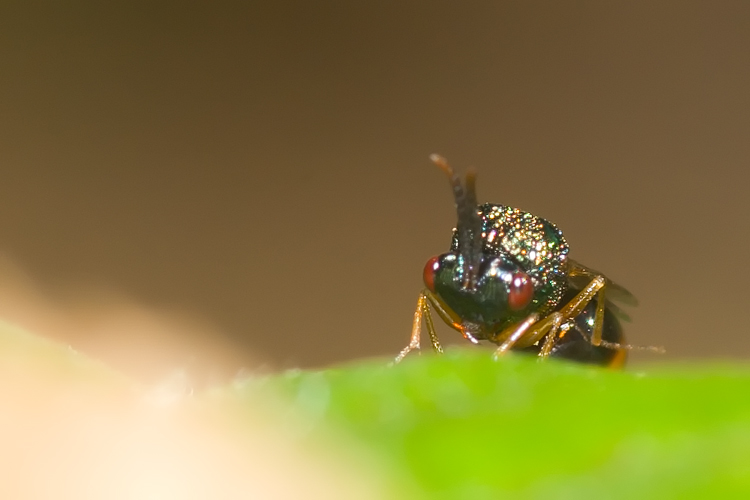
[[430, 154, 482, 290]]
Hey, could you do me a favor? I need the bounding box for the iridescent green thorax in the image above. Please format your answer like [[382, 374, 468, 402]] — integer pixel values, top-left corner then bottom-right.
[[450, 203, 569, 315]]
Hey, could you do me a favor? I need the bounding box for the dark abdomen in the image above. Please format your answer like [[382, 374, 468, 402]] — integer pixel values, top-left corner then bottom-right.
[[547, 287, 626, 367]]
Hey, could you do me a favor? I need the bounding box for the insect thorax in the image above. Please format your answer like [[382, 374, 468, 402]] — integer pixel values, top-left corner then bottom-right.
[[450, 203, 570, 314]]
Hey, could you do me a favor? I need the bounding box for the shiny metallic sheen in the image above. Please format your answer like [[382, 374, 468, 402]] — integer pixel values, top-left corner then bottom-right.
[[450, 203, 569, 316]]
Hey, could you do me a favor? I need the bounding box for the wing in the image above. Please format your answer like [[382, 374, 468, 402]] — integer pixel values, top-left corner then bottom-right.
[[566, 259, 638, 322]]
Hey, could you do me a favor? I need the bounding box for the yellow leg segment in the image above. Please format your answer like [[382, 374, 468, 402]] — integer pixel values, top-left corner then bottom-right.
[[534, 276, 606, 358], [394, 290, 445, 363], [492, 313, 540, 359]]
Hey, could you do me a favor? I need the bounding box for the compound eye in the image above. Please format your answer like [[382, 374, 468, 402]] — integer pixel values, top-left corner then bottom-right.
[[423, 256, 440, 292], [508, 271, 534, 311]]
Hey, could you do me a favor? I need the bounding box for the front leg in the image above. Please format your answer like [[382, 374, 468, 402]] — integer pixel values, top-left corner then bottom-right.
[[394, 290, 444, 363], [491, 313, 542, 360]]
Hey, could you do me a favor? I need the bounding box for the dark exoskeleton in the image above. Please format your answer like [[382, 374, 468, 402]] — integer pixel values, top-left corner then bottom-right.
[[396, 155, 659, 367]]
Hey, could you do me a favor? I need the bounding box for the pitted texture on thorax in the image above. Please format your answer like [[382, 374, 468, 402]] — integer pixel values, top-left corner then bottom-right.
[[451, 203, 570, 314]]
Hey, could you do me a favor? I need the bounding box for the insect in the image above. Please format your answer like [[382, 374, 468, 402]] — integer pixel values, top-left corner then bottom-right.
[[396, 155, 658, 367]]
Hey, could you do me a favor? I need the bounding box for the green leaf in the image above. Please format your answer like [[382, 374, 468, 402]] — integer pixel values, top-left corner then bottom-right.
[[5, 318, 750, 499], [234, 350, 750, 499]]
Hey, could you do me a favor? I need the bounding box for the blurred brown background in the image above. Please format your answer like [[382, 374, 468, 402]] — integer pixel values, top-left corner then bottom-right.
[[1, 1, 749, 381]]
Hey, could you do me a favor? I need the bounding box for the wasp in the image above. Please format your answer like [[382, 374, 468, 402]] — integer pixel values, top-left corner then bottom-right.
[[396, 155, 659, 367]]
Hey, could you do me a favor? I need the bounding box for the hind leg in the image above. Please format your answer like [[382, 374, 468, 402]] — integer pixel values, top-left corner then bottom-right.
[[537, 276, 607, 358]]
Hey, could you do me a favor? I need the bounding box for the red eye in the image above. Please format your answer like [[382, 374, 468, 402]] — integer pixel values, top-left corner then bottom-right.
[[508, 271, 534, 311], [423, 256, 440, 292]]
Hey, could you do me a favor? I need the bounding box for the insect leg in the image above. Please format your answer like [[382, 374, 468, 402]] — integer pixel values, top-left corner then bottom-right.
[[492, 313, 541, 359], [422, 293, 444, 354], [532, 276, 605, 358], [571, 322, 665, 355], [538, 319, 571, 358], [394, 292, 426, 363], [394, 290, 444, 363], [425, 292, 474, 344], [564, 267, 664, 355], [591, 285, 606, 346], [557, 275, 606, 320]]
